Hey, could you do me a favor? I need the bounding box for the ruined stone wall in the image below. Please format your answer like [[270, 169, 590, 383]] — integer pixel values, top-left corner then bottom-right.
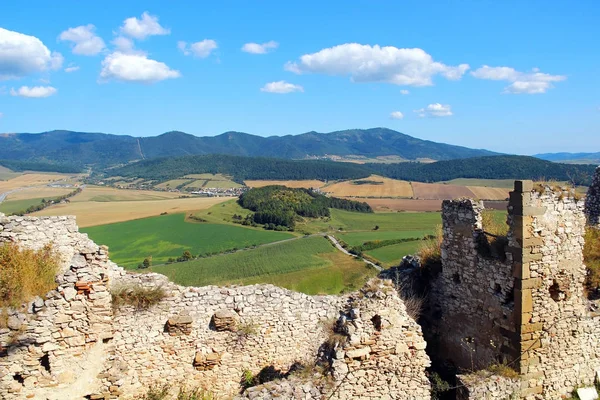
[[456, 373, 520, 400], [0, 213, 431, 399], [513, 183, 600, 398], [585, 165, 600, 227], [429, 199, 516, 369]]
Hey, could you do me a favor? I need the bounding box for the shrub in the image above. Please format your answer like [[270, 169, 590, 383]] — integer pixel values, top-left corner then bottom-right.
[[111, 284, 166, 311], [0, 243, 59, 309], [486, 362, 519, 379], [136, 384, 170, 400], [135, 385, 216, 400]]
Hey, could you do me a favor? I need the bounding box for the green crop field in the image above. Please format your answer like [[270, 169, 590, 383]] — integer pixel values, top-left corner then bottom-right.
[[364, 240, 423, 268], [0, 197, 45, 215], [337, 230, 434, 247], [150, 236, 376, 294], [81, 213, 293, 268]]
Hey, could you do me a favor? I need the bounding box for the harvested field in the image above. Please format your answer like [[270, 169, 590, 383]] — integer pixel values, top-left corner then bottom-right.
[[323, 175, 413, 197], [467, 186, 510, 200], [245, 180, 326, 189], [441, 178, 516, 188], [0, 173, 71, 192], [6, 187, 75, 201], [70, 186, 182, 202], [411, 182, 475, 200], [31, 196, 229, 227], [352, 198, 443, 212]]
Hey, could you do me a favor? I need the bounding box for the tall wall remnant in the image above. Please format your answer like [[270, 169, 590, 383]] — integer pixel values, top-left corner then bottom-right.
[[585, 165, 600, 227], [0, 212, 431, 399], [432, 181, 600, 399]]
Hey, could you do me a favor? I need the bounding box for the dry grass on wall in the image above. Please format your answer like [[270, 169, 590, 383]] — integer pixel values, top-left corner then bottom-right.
[[111, 284, 167, 311], [417, 224, 443, 271], [0, 243, 59, 310]]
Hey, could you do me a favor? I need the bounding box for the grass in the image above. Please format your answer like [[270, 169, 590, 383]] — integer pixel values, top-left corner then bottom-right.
[[82, 213, 293, 268], [337, 230, 433, 246], [0, 243, 59, 309], [111, 284, 167, 311], [151, 236, 375, 294], [364, 240, 423, 267], [0, 197, 48, 215]]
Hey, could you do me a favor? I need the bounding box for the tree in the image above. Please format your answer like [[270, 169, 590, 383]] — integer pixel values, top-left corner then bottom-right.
[[182, 250, 193, 261], [142, 256, 152, 268], [373, 225, 380, 231]]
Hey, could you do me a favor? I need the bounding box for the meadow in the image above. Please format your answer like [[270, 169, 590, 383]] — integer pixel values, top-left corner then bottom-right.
[[0, 198, 48, 215], [82, 212, 293, 268], [151, 236, 376, 294], [364, 241, 423, 268]]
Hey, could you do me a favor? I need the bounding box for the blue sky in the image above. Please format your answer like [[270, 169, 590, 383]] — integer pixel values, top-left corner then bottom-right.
[[0, 0, 598, 154]]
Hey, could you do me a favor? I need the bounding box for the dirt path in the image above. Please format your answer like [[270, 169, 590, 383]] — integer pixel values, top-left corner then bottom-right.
[[326, 235, 383, 271]]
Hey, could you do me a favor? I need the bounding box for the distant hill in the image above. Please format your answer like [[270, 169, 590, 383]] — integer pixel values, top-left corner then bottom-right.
[[0, 128, 498, 167], [534, 152, 600, 165], [106, 154, 596, 186]]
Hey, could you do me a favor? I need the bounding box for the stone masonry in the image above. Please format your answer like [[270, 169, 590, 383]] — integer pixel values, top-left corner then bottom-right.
[[0, 212, 431, 399], [585, 165, 600, 228], [433, 181, 600, 399]]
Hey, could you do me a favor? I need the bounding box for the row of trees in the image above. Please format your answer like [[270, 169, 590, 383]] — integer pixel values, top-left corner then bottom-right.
[[12, 188, 83, 216]]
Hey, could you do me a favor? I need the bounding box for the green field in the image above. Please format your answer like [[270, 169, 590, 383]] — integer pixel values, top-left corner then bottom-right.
[[0, 197, 46, 215], [364, 241, 423, 267], [337, 230, 433, 246], [151, 236, 376, 294], [81, 213, 293, 268]]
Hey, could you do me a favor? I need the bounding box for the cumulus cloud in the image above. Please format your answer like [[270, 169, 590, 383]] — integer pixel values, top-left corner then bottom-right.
[[471, 65, 566, 94], [99, 52, 180, 83], [400, 89, 410, 95], [285, 43, 469, 86], [120, 12, 170, 40], [414, 103, 453, 118], [177, 40, 218, 58], [260, 81, 304, 94], [0, 27, 63, 80], [390, 111, 404, 119], [10, 85, 57, 98], [59, 24, 105, 56], [64, 65, 79, 73], [112, 36, 136, 53], [242, 41, 278, 54]]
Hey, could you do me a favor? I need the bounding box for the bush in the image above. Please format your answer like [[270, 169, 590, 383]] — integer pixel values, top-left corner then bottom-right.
[[111, 284, 167, 311], [0, 243, 59, 309]]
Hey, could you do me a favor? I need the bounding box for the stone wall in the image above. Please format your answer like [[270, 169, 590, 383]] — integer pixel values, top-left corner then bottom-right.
[[0, 212, 431, 399], [585, 165, 600, 227], [456, 373, 520, 400]]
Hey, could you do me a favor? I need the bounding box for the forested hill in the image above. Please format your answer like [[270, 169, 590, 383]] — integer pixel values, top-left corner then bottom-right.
[[105, 154, 597, 185], [0, 128, 496, 166]]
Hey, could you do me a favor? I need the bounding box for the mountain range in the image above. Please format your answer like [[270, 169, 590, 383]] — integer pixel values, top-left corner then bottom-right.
[[0, 128, 497, 167], [534, 152, 600, 165]]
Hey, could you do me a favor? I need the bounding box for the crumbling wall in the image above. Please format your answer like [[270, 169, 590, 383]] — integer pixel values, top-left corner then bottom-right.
[[585, 165, 600, 227], [0, 213, 432, 399], [456, 372, 520, 400], [429, 199, 516, 369]]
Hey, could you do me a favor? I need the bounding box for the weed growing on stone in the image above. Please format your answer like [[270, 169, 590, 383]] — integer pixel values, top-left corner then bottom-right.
[[0, 243, 59, 309], [236, 320, 258, 336], [136, 384, 170, 400], [417, 225, 442, 272], [111, 284, 167, 311], [485, 362, 519, 379]]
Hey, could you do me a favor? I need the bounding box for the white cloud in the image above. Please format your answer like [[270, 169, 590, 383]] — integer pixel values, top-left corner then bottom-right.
[[260, 81, 304, 94], [390, 111, 404, 120], [0, 27, 63, 80], [64, 65, 79, 73], [242, 41, 278, 54], [10, 85, 57, 98], [178, 40, 218, 58], [400, 89, 410, 95], [414, 103, 453, 118], [59, 24, 105, 56], [112, 36, 135, 52], [285, 43, 469, 86], [471, 65, 566, 94], [120, 12, 170, 40], [100, 52, 181, 83]]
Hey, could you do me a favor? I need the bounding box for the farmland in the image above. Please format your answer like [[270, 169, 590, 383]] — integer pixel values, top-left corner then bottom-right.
[[245, 179, 326, 189], [364, 241, 423, 268], [150, 236, 376, 294], [82, 213, 293, 268], [323, 175, 413, 198], [70, 186, 182, 202]]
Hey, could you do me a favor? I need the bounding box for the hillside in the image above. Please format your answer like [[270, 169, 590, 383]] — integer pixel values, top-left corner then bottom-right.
[[105, 154, 597, 185], [0, 128, 497, 166], [534, 152, 600, 165]]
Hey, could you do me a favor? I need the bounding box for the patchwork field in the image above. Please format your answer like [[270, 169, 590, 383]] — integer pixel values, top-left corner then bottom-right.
[[155, 179, 193, 190], [245, 180, 326, 189], [441, 178, 516, 188], [323, 175, 413, 198], [82, 213, 293, 268], [353, 198, 443, 212], [70, 186, 182, 202], [151, 236, 376, 295], [31, 196, 229, 227]]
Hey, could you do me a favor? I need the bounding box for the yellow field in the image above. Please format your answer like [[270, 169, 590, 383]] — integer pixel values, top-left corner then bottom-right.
[[70, 186, 183, 202], [323, 176, 413, 197], [245, 180, 326, 189], [6, 187, 75, 201], [354, 198, 443, 212], [0, 173, 71, 192], [32, 197, 230, 227], [155, 179, 193, 189], [467, 186, 510, 200]]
